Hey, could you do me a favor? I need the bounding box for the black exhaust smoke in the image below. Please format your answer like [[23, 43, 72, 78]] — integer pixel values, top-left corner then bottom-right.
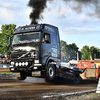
[[28, 0, 47, 24], [64, 0, 99, 15], [28, 0, 100, 24]]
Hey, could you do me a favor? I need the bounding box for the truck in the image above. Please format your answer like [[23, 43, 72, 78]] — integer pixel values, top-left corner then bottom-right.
[[9, 24, 84, 84], [78, 60, 100, 80]]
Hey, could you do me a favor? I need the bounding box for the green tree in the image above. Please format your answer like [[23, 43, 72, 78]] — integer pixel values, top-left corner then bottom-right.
[[81, 45, 90, 60], [90, 46, 100, 60], [66, 43, 79, 61], [60, 40, 79, 61], [60, 40, 67, 54], [0, 24, 16, 55], [60, 40, 67, 61]]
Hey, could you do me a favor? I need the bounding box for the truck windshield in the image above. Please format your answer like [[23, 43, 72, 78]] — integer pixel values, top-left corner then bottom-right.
[[12, 32, 40, 45]]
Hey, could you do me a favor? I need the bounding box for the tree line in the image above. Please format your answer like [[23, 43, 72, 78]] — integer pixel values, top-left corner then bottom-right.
[[0, 24, 100, 61], [0, 24, 16, 55], [60, 40, 100, 62]]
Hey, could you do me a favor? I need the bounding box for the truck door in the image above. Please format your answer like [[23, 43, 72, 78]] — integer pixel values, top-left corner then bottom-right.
[[42, 32, 51, 64], [51, 34, 57, 58]]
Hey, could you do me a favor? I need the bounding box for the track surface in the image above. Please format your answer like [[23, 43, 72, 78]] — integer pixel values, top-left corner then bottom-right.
[[0, 68, 10, 72], [0, 77, 97, 100]]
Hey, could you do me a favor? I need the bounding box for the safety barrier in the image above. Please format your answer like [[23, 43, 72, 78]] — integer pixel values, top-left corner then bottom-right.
[[0, 64, 12, 77], [0, 64, 10, 68], [96, 78, 100, 93], [0, 73, 12, 77]]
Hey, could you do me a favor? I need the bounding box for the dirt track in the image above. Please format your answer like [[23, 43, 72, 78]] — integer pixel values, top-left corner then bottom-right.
[[0, 68, 10, 73], [0, 76, 97, 100], [0, 68, 98, 99]]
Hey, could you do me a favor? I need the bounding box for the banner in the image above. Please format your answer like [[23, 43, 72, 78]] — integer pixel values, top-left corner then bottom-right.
[[62, 52, 66, 56]]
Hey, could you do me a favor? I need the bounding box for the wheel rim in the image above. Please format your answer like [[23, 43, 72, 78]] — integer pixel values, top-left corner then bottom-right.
[[49, 67, 54, 78], [74, 76, 79, 84], [75, 77, 78, 82]]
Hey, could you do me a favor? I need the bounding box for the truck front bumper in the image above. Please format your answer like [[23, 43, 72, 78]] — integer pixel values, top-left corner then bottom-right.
[[12, 71, 41, 77], [10, 64, 42, 72]]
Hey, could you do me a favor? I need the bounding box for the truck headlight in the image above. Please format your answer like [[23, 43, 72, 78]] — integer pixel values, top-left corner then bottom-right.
[[25, 62, 28, 66], [19, 62, 21, 66], [11, 62, 14, 65], [22, 62, 25, 66], [31, 52, 38, 57], [15, 62, 18, 66], [34, 60, 39, 64], [11, 68, 14, 71]]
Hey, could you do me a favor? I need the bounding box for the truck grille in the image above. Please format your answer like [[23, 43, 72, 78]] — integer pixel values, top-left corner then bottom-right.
[[11, 53, 30, 59]]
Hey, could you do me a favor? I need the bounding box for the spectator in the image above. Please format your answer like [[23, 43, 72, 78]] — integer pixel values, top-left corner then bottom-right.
[[0, 54, 2, 59], [4, 54, 7, 58]]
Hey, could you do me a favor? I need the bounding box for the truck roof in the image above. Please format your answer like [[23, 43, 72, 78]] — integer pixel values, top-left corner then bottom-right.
[[14, 24, 58, 34]]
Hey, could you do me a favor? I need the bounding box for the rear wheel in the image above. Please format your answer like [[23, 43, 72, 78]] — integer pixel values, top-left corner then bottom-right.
[[17, 72, 27, 80], [73, 72, 80, 84], [45, 63, 55, 82]]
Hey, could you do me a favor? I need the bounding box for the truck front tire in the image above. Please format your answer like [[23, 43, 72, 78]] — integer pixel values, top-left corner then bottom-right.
[[17, 72, 27, 80], [45, 63, 55, 82]]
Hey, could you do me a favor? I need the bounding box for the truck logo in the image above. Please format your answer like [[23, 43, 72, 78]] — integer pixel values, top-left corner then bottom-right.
[[18, 51, 30, 59]]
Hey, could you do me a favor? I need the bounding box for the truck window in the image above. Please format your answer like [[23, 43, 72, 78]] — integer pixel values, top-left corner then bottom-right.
[[43, 33, 50, 43]]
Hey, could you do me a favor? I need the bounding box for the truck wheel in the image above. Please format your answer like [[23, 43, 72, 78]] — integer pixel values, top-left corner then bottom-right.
[[45, 63, 55, 82], [17, 72, 27, 80], [73, 73, 80, 84]]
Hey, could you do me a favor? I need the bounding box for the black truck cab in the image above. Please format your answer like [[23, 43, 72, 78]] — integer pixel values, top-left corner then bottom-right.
[[10, 24, 61, 80]]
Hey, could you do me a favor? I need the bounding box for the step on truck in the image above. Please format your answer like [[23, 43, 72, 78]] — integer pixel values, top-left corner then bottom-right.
[[9, 24, 84, 84]]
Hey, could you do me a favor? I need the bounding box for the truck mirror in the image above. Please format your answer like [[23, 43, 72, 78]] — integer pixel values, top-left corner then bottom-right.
[[45, 34, 50, 43]]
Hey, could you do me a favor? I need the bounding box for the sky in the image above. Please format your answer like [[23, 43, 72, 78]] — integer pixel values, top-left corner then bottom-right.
[[0, 0, 100, 50]]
